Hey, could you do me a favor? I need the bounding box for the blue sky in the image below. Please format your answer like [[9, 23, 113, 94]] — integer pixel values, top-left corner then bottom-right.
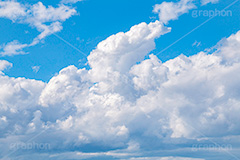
[[1, 0, 240, 160], [1, 0, 240, 81]]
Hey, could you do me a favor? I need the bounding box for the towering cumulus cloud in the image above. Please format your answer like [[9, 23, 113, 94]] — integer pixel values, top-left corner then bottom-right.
[[87, 21, 170, 81], [1, 19, 240, 159]]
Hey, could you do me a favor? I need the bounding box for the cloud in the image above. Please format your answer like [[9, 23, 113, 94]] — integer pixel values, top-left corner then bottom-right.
[[153, 0, 196, 24], [0, 1, 77, 56], [0, 41, 28, 56], [201, 0, 219, 5], [32, 66, 40, 73], [26, 2, 77, 43], [61, 0, 83, 4], [0, 1, 26, 21], [0, 60, 12, 74], [214, 30, 240, 64], [1, 6, 240, 160], [130, 54, 168, 91], [153, 0, 221, 24], [192, 40, 201, 47], [87, 20, 171, 82]]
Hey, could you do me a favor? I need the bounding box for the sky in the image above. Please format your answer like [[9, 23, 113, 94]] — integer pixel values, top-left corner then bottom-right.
[[0, 0, 240, 159]]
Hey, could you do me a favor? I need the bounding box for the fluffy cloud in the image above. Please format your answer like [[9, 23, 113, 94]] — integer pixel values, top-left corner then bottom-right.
[[37, 21, 170, 148], [130, 54, 168, 91], [1, 16, 240, 160], [87, 20, 171, 82], [0, 76, 45, 112], [153, 0, 196, 24], [0, 1, 26, 20], [215, 30, 240, 64], [0, 1, 76, 56]]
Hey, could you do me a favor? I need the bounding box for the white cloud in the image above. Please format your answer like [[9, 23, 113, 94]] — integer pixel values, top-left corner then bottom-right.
[[32, 66, 40, 73], [41, 27, 240, 150], [0, 60, 12, 74], [87, 20, 171, 82], [26, 2, 76, 41], [0, 41, 28, 56], [0, 1, 77, 56], [0, 75, 45, 112], [130, 54, 168, 91], [192, 40, 201, 47], [153, 0, 221, 24], [214, 31, 240, 64], [153, 0, 196, 24], [201, 0, 219, 5], [27, 2, 76, 23], [25, 2, 76, 45], [61, 0, 83, 4], [0, 1, 26, 21], [39, 65, 88, 107]]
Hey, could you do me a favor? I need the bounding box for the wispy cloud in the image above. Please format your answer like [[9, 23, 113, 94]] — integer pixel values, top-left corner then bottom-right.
[[32, 66, 40, 73], [0, 1, 77, 56], [201, 0, 219, 5], [0, 40, 28, 56], [61, 0, 83, 4]]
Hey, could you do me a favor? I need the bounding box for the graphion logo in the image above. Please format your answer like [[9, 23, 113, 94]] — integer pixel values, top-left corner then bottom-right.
[[192, 144, 232, 152], [10, 142, 51, 150], [192, 9, 233, 18]]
